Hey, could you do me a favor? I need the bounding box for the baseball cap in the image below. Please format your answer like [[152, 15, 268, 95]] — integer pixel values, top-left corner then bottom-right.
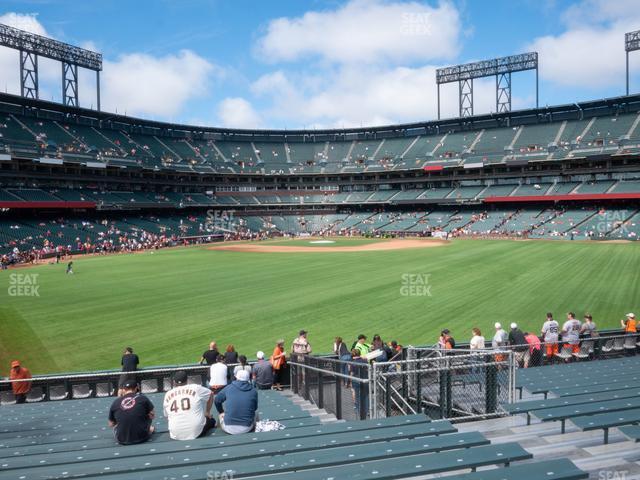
[[235, 369, 250, 382], [510, 322, 518, 329], [10, 360, 20, 368], [256, 351, 265, 360], [494, 322, 502, 329], [299, 330, 307, 336], [626, 313, 636, 318], [173, 371, 188, 385], [122, 379, 138, 389]]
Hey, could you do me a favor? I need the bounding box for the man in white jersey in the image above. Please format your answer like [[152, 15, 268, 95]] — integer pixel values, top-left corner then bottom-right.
[[561, 312, 582, 355], [164, 371, 215, 440], [492, 322, 508, 362], [541, 312, 559, 361]]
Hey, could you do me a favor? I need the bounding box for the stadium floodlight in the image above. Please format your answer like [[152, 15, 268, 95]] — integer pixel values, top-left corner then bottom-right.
[[0, 23, 103, 109], [625, 29, 640, 95], [435, 52, 539, 119]]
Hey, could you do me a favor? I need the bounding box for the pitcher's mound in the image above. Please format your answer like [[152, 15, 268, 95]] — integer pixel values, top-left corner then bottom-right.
[[208, 238, 449, 253]]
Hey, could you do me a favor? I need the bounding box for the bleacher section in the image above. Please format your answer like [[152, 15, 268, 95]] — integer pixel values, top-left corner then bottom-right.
[[2, 93, 640, 176], [0, 387, 589, 480]]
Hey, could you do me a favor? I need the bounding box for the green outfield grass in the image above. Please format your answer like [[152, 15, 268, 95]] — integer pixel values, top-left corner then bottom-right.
[[0, 239, 638, 375]]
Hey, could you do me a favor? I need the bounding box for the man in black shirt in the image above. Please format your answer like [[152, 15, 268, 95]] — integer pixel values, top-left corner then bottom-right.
[[200, 341, 219, 365], [121, 347, 139, 371], [108, 379, 155, 445], [119, 347, 140, 396]]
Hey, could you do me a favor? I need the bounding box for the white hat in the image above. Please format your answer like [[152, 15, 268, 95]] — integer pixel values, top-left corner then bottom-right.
[[256, 351, 265, 359], [235, 369, 250, 382], [494, 322, 502, 329], [510, 322, 518, 329], [626, 313, 636, 318]]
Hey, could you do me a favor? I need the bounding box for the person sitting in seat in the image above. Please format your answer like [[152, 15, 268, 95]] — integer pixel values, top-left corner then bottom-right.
[[214, 369, 258, 434], [108, 379, 155, 445], [164, 370, 216, 440]]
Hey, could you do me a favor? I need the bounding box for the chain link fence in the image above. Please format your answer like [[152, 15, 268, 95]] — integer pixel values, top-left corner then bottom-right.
[[289, 354, 370, 420], [372, 349, 515, 421]]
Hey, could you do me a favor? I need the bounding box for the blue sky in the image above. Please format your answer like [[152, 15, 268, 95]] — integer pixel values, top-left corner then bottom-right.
[[0, 0, 639, 129]]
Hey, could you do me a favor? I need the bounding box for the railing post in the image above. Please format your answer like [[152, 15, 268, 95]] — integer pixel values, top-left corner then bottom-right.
[[401, 347, 408, 399], [359, 378, 368, 420], [318, 368, 324, 409], [385, 375, 391, 417], [334, 360, 342, 420], [485, 353, 498, 413], [303, 358, 310, 400], [439, 356, 452, 418], [415, 350, 422, 414]]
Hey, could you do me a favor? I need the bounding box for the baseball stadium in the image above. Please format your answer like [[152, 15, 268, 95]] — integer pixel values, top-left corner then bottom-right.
[[1, 2, 640, 479]]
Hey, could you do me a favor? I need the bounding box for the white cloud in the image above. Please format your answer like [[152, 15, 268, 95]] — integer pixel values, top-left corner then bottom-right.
[[0, 13, 59, 98], [0, 12, 218, 119], [100, 50, 215, 117], [527, 0, 640, 89], [217, 97, 263, 129], [250, 65, 502, 128], [257, 0, 461, 65]]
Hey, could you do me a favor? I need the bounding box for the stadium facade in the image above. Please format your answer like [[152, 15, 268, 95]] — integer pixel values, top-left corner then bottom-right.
[[2, 90, 640, 255]]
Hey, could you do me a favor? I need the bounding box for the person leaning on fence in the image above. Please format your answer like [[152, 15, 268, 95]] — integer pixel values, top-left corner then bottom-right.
[[350, 349, 369, 418], [108, 379, 155, 445], [561, 312, 582, 356], [118, 347, 139, 397], [541, 313, 560, 361], [470, 328, 485, 350], [581, 314, 598, 338], [334, 336, 352, 385], [508, 323, 528, 366], [9, 360, 32, 404], [352, 334, 371, 357], [200, 341, 219, 365], [523, 332, 542, 368], [621, 313, 637, 333], [439, 329, 455, 350], [253, 351, 273, 390], [215, 369, 259, 435], [492, 323, 508, 362], [209, 355, 228, 394], [292, 330, 312, 360], [270, 340, 286, 391]]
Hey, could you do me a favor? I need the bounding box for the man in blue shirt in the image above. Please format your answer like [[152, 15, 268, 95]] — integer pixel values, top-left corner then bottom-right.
[[214, 369, 258, 434]]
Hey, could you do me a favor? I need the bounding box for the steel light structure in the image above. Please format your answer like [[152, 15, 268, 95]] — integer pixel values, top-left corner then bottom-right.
[[0, 23, 102, 109], [436, 52, 539, 119], [626, 29, 640, 95]]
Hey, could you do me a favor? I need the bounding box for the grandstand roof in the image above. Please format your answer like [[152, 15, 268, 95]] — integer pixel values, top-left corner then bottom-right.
[[2, 91, 640, 142]]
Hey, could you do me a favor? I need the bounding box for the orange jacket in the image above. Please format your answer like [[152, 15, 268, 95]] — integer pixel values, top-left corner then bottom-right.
[[270, 346, 285, 370], [10, 367, 32, 395], [625, 319, 637, 333]]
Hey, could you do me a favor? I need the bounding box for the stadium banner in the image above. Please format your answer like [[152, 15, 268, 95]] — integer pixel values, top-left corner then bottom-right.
[[485, 193, 640, 202], [463, 160, 484, 169], [0, 201, 96, 209], [38, 157, 64, 165], [505, 157, 531, 166], [85, 161, 107, 168]]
